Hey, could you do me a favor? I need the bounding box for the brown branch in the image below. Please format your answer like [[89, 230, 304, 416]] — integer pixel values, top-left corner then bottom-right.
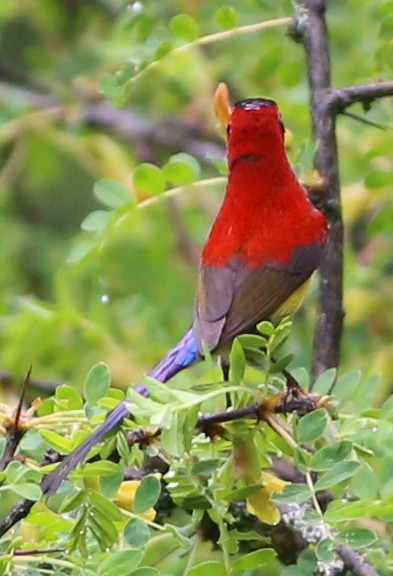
[[291, 3, 393, 378], [0, 81, 224, 165], [0, 367, 33, 472], [336, 544, 380, 576], [331, 81, 393, 111], [290, 0, 345, 377]]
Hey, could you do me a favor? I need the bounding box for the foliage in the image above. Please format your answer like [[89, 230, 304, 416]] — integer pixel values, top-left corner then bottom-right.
[[0, 0, 393, 575]]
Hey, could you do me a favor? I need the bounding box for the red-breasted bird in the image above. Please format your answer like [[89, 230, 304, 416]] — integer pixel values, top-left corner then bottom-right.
[[42, 91, 328, 494]]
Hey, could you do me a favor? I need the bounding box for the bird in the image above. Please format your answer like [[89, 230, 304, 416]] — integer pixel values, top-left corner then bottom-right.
[[42, 89, 328, 494]]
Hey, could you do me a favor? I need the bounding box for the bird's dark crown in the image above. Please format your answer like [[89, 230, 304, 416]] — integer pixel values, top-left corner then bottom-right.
[[234, 98, 277, 111]]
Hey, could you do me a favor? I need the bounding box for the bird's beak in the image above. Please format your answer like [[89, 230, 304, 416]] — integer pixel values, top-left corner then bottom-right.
[[214, 82, 232, 130]]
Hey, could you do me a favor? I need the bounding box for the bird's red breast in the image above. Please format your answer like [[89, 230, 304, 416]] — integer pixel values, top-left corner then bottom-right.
[[202, 99, 328, 269]]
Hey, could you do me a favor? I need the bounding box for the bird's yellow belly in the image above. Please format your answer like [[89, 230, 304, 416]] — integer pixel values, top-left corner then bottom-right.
[[270, 276, 313, 323]]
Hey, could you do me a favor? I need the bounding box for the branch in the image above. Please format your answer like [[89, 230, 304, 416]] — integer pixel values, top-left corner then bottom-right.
[[336, 544, 379, 576], [0, 82, 224, 165], [331, 81, 393, 111], [291, 0, 344, 376], [291, 2, 393, 378]]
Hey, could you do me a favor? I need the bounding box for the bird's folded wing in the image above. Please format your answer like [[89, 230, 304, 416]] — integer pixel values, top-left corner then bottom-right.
[[194, 243, 324, 353]]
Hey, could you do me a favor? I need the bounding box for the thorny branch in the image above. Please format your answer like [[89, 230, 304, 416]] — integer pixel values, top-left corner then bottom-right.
[[290, 0, 393, 378]]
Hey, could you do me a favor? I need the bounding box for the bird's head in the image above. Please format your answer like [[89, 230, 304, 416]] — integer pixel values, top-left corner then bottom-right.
[[213, 84, 286, 167]]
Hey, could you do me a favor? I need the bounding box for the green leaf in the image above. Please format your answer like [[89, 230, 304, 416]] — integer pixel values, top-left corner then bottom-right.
[[231, 548, 276, 572], [230, 338, 246, 383], [81, 210, 111, 232], [84, 362, 111, 406], [67, 239, 95, 263], [325, 498, 393, 522], [337, 527, 377, 550], [351, 464, 379, 500], [312, 368, 336, 395], [131, 569, 160, 576], [155, 40, 173, 60], [191, 459, 221, 475], [98, 550, 143, 576], [295, 409, 328, 444], [133, 475, 161, 513], [257, 320, 275, 336], [124, 518, 151, 548], [90, 490, 122, 521], [310, 441, 353, 471], [214, 6, 238, 29], [9, 482, 42, 501], [315, 461, 360, 491], [162, 153, 200, 185], [187, 561, 227, 576], [55, 384, 83, 409], [333, 370, 362, 404], [77, 460, 120, 478], [133, 163, 166, 195], [94, 179, 134, 209], [237, 334, 267, 349], [315, 538, 335, 563], [169, 14, 199, 41], [40, 430, 74, 454], [273, 483, 312, 504]]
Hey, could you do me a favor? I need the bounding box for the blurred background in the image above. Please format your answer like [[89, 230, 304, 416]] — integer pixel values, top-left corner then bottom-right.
[[0, 0, 392, 402]]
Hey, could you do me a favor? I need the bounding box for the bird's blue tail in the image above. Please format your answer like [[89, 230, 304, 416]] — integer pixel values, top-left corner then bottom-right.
[[135, 328, 199, 394], [43, 329, 199, 494]]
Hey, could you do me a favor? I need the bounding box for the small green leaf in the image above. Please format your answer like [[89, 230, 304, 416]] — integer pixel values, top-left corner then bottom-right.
[[191, 459, 221, 475], [237, 334, 267, 349], [67, 240, 95, 263], [312, 368, 336, 395], [310, 441, 353, 471], [84, 362, 111, 406], [133, 475, 161, 513], [231, 548, 276, 572], [315, 461, 360, 491], [169, 14, 199, 41], [98, 550, 143, 576], [187, 561, 227, 576], [81, 210, 111, 232], [214, 6, 238, 29], [41, 430, 74, 454], [124, 518, 151, 548], [333, 370, 362, 403], [315, 538, 335, 563], [133, 163, 166, 195], [351, 464, 379, 500], [162, 153, 200, 185], [337, 527, 377, 550], [56, 384, 83, 410], [90, 490, 122, 521], [257, 320, 275, 336], [155, 40, 173, 60], [229, 339, 246, 383], [295, 409, 328, 444], [273, 483, 312, 504], [77, 461, 120, 478], [132, 569, 160, 576], [94, 179, 134, 209], [9, 483, 42, 501]]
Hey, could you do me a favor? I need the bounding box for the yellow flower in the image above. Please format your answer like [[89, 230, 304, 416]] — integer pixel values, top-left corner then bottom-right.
[[246, 471, 288, 526], [114, 480, 157, 522]]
